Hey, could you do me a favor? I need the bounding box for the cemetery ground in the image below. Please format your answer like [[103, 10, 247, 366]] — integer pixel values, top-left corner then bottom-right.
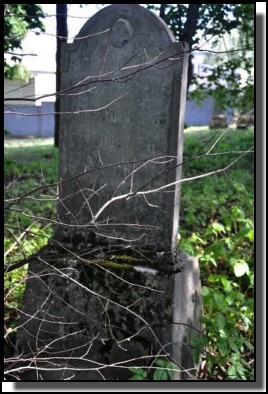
[[4, 126, 254, 380]]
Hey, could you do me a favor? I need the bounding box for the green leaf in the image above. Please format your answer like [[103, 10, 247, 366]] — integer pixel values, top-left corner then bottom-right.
[[129, 375, 146, 380], [128, 368, 146, 377], [225, 237, 234, 250], [221, 276, 232, 292], [231, 207, 245, 219], [247, 228, 254, 243], [154, 359, 166, 367], [215, 313, 226, 329], [213, 292, 223, 308], [218, 341, 228, 356], [128, 367, 147, 380], [201, 286, 210, 296], [153, 368, 169, 380], [230, 257, 238, 266], [244, 340, 254, 351], [236, 365, 247, 380], [212, 222, 226, 233], [228, 338, 240, 353], [234, 262, 249, 277], [225, 295, 233, 306], [154, 359, 177, 379], [227, 365, 237, 379]]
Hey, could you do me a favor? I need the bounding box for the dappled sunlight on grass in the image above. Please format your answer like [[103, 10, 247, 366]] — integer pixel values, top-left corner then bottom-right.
[[4, 137, 54, 149]]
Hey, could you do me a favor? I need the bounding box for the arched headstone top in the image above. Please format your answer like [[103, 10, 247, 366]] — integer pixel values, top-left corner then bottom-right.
[[76, 4, 176, 46], [61, 4, 181, 78], [62, 4, 187, 83]]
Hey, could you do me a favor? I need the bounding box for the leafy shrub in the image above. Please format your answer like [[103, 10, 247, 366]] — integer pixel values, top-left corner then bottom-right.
[[129, 358, 178, 380], [4, 130, 254, 380], [178, 128, 254, 380]]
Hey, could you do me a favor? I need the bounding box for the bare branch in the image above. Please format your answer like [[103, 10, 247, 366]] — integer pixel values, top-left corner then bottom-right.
[[5, 52, 37, 56], [90, 147, 254, 223]]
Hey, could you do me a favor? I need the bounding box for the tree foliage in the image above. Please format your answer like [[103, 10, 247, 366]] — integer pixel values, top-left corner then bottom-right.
[[4, 4, 45, 79], [148, 4, 254, 112]]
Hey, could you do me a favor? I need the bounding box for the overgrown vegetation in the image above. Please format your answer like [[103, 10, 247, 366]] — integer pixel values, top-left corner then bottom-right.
[[129, 358, 178, 380], [148, 4, 254, 112], [4, 128, 254, 380], [4, 138, 57, 352], [179, 127, 254, 380]]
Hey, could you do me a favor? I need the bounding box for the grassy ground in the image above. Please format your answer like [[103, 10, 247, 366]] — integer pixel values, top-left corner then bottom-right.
[[4, 127, 254, 379]]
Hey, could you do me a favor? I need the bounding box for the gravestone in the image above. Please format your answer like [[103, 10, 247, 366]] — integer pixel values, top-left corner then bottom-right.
[[209, 106, 228, 129], [57, 3, 188, 251], [209, 114, 228, 129], [16, 4, 202, 381]]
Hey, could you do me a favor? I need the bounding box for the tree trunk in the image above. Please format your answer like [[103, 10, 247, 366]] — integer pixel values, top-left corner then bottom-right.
[[181, 4, 200, 95], [159, 4, 167, 19], [54, 4, 68, 147]]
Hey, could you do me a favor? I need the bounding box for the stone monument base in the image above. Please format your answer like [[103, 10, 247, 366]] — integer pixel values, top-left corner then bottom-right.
[[14, 241, 202, 380]]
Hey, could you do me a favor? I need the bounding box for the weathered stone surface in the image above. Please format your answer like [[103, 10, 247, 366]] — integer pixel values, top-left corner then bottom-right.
[[58, 4, 188, 251], [16, 248, 196, 380], [172, 255, 203, 379]]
